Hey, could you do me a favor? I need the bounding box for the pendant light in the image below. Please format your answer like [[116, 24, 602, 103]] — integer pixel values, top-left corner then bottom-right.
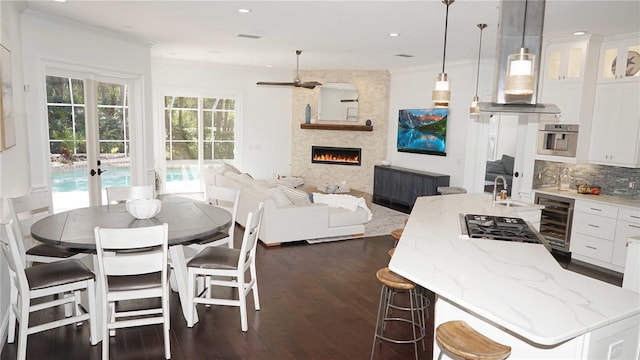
[[470, 23, 487, 116], [432, 0, 454, 108], [504, 0, 535, 95]]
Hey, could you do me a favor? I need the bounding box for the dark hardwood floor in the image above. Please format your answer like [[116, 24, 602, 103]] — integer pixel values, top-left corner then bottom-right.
[[2, 226, 622, 360]]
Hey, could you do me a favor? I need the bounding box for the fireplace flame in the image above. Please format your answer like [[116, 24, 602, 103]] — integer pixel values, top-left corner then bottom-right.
[[313, 153, 360, 163]]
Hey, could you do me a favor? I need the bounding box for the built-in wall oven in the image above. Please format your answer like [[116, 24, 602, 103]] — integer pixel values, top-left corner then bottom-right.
[[534, 193, 575, 253], [537, 124, 579, 157]]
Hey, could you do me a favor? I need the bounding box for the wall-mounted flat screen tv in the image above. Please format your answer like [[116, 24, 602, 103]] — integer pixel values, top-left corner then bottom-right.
[[397, 108, 447, 156]]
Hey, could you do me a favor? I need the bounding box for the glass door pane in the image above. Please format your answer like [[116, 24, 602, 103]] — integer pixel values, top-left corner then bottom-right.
[[164, 96, 200, 193], [47, 73, 132, 211], [47, 75, 90, 212], [96, 81, 132, 204]]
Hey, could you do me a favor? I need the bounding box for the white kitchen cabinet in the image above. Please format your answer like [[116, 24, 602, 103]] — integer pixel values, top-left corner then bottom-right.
[[588, 82, 640, 167], [538, 37, 600, 162], [612, 206, 640, 267], [540, 40, 599, 124], [571, 199, 620, 270], [597, 35, 640, 83], [515, 207, 542, 231], [543, 41, 587, 82], [540, 40, 594, 125], [571, 199, 640, 273]]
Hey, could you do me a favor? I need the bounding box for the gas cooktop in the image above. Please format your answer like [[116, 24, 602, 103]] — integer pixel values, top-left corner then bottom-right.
[[461, 214, 549, 247]]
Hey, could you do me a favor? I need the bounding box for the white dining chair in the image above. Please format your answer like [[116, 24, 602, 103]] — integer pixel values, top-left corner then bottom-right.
[[176, 185, 239, 292], [1, 221, 98, 360], [186, 203, 264, 331], [8, 191, 87, 265], [105, 185, 154, 205], [197, 184, 240, 248], [94, 223, 171, 360]]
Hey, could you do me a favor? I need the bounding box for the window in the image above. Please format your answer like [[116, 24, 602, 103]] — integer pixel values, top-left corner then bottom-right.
[[163, 94, 236, 193], [47, 76, 87, 158]]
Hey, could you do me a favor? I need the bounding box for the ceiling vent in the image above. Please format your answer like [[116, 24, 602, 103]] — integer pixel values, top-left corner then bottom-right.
[[236, 34, 262, 39]]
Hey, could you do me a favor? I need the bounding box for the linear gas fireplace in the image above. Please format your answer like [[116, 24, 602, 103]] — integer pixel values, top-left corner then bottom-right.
[[312, 146, 361, 166]]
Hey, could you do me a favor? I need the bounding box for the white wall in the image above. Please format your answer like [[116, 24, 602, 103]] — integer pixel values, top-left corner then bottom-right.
[[20, 10, 154, 190], [0, 1, 29, 351], [387, 60, 495, 189], [152, 59, 293, 179]]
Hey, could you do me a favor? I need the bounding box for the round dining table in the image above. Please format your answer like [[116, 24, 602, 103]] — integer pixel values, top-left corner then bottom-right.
[[30, 195, 232, 335]]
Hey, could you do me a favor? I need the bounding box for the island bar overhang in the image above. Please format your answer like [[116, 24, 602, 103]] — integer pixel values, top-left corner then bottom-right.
[[389, 193, 640, 359]]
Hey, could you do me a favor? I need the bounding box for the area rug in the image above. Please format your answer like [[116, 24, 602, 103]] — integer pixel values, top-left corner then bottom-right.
[[306, 203, 409, 244]]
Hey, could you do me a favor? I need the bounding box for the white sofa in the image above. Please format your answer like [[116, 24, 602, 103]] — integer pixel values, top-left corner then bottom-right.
[[213, 171, 370, 246]]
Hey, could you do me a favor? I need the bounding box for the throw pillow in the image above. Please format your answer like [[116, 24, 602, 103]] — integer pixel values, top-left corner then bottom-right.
[[271, 187, 293, 206], [238, 173, 254, 186], [223, 162, 242, 174], [276, 176, 305, 188], [277, 184, 311, 205], [252, 180, 270, 193], [224, 171, 242, 182]]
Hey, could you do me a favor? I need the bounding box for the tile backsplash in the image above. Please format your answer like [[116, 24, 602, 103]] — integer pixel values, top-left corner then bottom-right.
[[533, 161, 640, 200]]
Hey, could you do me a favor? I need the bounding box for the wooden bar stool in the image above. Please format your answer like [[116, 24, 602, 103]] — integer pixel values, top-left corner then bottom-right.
[[391, 228, 404, 241], [435, 320, 511, 360], [371, 267, 427, 360]]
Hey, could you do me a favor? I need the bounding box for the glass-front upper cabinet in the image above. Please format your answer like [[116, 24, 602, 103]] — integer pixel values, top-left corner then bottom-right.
[[598, 37, 640, 82], [543, 41, 587, 81]]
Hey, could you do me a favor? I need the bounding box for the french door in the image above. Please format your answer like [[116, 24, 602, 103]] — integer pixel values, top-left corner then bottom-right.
[[46, 69, 134, 211]]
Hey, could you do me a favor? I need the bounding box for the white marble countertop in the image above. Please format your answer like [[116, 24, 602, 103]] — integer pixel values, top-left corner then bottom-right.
[[534, 187, 640, 208], [388, 193, 640, 346]]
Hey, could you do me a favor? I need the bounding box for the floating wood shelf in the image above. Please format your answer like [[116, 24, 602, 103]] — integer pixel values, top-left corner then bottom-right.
[[300, 123, 373, 131]]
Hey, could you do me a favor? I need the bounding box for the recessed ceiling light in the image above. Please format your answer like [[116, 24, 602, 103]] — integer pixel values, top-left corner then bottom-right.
[[54, 0, 66, 2], [266, 64, 272, 68], [573, 31, 587, 36], [238, 8, 251, 14], [389, 33, 400, 37]]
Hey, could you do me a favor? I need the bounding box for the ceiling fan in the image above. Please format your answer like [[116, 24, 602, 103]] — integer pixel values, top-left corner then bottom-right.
[[257, 50, 322, 89]]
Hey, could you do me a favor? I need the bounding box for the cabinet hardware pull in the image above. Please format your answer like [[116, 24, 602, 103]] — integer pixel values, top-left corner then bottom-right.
[[588, 224, 600, 228], [590, 208, 602, 211], [586, 245, 597, 250], [629, 225, 640, 229], [631, 215, 640, 219]]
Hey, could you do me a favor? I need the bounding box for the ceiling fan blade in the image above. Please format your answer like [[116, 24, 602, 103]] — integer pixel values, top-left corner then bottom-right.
[[299, 81, 322, 89], [257, 51, 321, 89], [256, 81, 298, 86]]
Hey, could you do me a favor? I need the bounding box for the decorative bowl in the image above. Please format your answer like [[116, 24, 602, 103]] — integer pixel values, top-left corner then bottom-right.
[[325, 185, 338, 194], [126, 199, 161, 219]]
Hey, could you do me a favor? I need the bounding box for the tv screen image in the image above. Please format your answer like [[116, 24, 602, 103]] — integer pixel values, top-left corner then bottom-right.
[[397, 108, 448, 156]]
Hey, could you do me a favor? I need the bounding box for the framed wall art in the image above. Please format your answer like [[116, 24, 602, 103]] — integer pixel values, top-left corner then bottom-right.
[[397, 108, 448, 156], [1, 43, 16, 151]]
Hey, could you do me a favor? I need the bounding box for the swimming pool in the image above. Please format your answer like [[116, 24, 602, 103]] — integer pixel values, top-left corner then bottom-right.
[[51, 167, 199, 192]]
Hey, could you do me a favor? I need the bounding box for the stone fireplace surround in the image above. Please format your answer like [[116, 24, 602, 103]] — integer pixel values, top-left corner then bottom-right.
[[291, 70, 390, 193]]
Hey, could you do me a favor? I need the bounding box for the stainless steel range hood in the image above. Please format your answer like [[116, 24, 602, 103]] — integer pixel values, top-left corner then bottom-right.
[[479, 0, 560, 115]]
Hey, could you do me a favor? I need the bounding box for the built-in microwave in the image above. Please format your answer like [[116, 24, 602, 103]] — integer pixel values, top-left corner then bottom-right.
[[537, 124, 579, 157]]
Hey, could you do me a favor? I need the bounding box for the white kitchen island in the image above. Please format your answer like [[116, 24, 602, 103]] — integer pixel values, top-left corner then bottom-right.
[[389, 193, 640, 359]]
